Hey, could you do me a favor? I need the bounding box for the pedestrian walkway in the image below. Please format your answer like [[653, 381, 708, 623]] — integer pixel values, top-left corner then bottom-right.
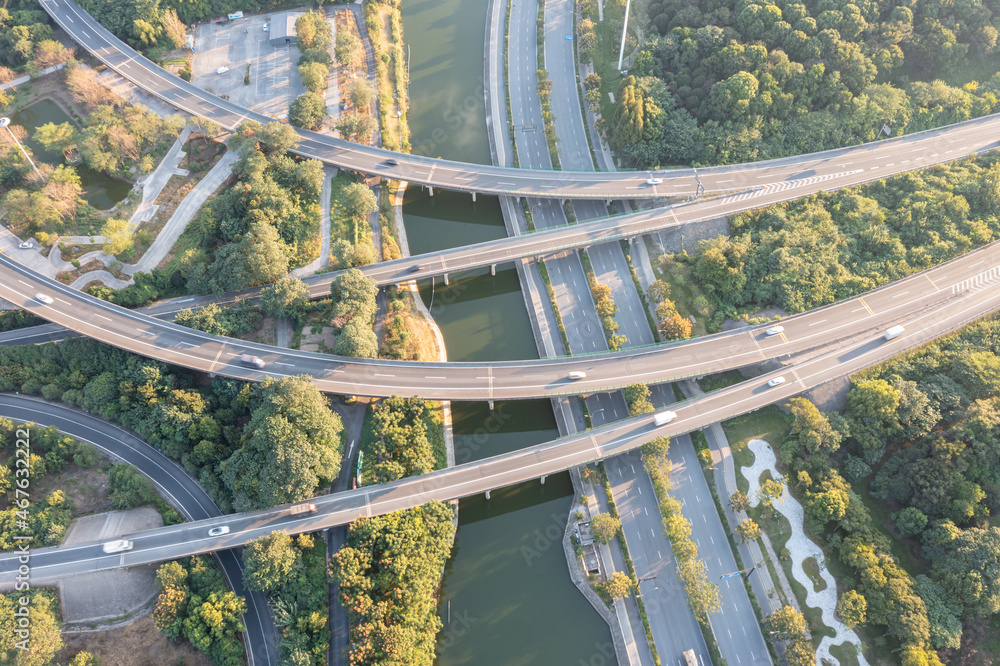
[[742, 439, 870, 666]]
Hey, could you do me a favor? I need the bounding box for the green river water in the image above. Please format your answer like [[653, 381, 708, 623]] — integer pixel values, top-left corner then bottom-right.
[[400, 0, 614, 663], [11, 98, 131, 211]]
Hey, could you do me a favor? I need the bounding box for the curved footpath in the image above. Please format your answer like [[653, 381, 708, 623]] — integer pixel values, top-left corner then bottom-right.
[[3, 239, 1000, 400], [4, 271, 1000, 581], [0, 395, 279, 666], [37, 0, 1000, 200]]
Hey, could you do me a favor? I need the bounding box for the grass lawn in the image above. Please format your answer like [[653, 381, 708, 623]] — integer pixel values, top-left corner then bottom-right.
[[330, 173, 376, 256], [723, 406, 793, 496], [156, 205, 210, 275]]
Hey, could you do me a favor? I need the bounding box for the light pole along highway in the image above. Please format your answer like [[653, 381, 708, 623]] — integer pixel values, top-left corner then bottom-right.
[[3, 240, 1000, 400], [4, 268, 1000, 582], [36, 0, 1000, 200]]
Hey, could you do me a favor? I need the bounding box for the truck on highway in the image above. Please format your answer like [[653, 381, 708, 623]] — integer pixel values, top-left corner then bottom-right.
[[289, 503, 317, 516], [884, 325, 905, 341], [653, 410, 677, 426], [683, 649, 698, 666]]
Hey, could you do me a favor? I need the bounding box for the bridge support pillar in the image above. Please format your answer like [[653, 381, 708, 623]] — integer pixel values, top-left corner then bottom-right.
[[488, 399, 495, 411], [485, 490, 491, 500], [472, 191, 477, 202], [444, 273, 449, 286], [540, 475, 546, 485], [428, 186, 434, 196], [490, 264, 496, 276], [605, 199, 611, 206]]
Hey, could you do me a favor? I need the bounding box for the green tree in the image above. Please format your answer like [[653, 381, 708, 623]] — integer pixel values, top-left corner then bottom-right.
[[68, 652, 101, 666], [260, 276, 311, 320], [641, 436, 670, 459], [894, 507, 929, 539], [32, 121, 76, 152], [602, 571, 634, 601], [677, 558, 721, 621], [289, 92, 327, 130], [222, 376, 343, 511], [590, 512, 621, 545], [736, 518, 761, 543], [298, 61, 329, 94], [346, 78, 375, 110], [730, 490, 751, 513], [765, 605, 808, 641], [340, 182, 379, 221], [243, 531, 301, 593], [370, 396, 436, 483], [0, 591, 63, 666], [836, 589, 867, 629], [623, 383, 654, 416]]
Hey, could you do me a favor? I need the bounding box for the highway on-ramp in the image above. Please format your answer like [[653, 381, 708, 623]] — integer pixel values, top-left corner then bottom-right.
[[38, 0, 1000, 200], [3, 270, 999, 582], [3, 242, 1000, 400], [0, 395, 279, 666]]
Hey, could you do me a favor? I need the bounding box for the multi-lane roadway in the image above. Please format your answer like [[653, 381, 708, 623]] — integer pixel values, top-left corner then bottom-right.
[[0, 395, 279, 666], [5, 263, 1000, 582], [36, 0, 1000, 201], [4, 241, 1000, 400]]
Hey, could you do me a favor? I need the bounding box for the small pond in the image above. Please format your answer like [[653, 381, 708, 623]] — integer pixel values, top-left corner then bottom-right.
[[11, 98, 132, 211]]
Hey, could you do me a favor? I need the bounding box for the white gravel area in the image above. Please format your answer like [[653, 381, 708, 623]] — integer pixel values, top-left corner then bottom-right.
[[741, 438, 870, 666]]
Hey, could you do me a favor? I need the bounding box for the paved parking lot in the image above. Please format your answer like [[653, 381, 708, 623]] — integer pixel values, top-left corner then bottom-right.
[[192, 12, 307, 120]]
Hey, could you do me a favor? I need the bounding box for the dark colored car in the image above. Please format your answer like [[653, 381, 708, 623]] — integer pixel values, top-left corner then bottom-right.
[[240, 354, 265, 369]]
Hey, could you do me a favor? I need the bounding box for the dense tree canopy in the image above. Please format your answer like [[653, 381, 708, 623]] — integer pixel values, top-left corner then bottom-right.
[[189, 121, 323, 293], [331, 501, 455, 666], [604, 0, 1000, 166], [221, 376, 343, 511]]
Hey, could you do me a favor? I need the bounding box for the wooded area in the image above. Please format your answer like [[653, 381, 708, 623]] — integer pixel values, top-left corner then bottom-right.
[[605, 0, 1000, 166]]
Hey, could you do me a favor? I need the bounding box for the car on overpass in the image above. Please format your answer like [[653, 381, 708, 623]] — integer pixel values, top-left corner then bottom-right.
[[101, 539, 133, 554]]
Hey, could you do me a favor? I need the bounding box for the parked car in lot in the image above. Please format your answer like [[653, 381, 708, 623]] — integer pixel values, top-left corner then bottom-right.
[[216, 66, 229, 74], [18, 241, 32, 249]]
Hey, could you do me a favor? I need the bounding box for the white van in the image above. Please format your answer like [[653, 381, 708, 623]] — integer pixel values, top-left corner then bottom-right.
[[102, 539, 133, 554], [653, 411, 677, 426], [568, 371, 587, 380], [884, 325, 905, 341]]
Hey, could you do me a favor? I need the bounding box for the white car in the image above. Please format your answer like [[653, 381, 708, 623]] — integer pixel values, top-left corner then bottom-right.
[[35, 293, 53, 305], [568, 371, 587, 380], [765, 325, 784, 336], [18, 241, 32, 249], [208, 526, 230, 537], [240, 354, 265, 369], [102, 539, 134, 554], [767, 376, 786, 387], [216, 66, 230, 74], [646, 177, 663, 185], [263, 24, 269, 32]]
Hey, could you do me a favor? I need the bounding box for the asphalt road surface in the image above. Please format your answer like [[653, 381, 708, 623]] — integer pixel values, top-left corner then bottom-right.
[[5, 274, 998, 584], [37, 0, 1000, 200], [4, 241, 1000, 400], [0, 395, 279, 666]]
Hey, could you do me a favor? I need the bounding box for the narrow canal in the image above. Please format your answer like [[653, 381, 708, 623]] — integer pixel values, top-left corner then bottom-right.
[[400, 0, 614, 662]]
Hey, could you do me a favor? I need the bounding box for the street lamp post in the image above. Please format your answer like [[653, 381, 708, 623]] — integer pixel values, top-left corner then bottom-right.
[[396, 110, 403, 148], [0, 117, 45, 183], [720, 563, 757, 581], [617, 0, 633, 73]]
